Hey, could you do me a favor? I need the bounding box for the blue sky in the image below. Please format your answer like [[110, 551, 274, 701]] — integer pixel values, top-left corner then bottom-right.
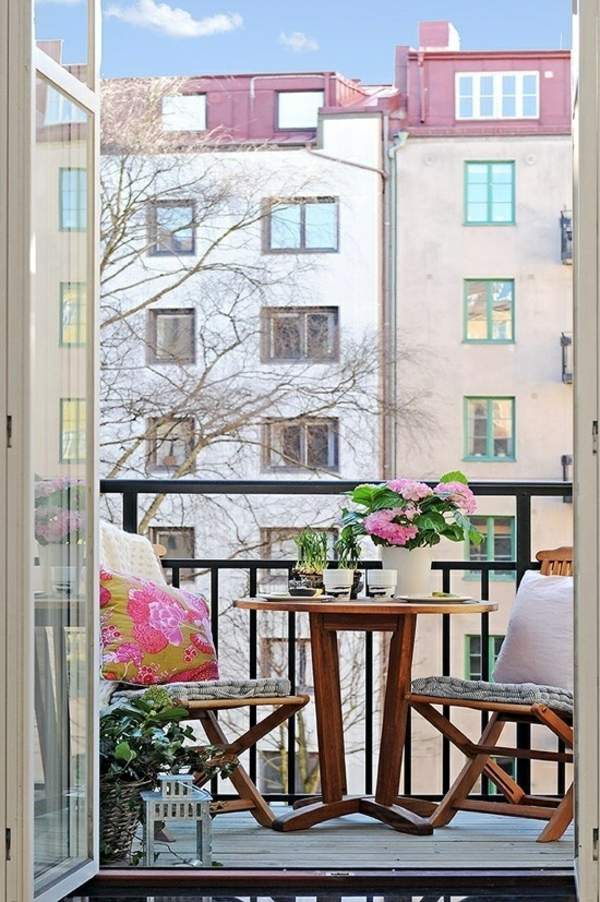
[[35, 0, 572, 81]]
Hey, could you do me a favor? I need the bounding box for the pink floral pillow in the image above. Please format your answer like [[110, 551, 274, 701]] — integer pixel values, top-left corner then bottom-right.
[[100, 568, 219, 685]]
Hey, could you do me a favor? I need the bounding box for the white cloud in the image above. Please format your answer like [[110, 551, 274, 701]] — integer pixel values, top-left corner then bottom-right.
[[279, 31, 319, 53], [106, 0, 243, 38]]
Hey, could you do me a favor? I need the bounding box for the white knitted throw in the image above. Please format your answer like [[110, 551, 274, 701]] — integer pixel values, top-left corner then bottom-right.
[[99, 520, 167, 585]]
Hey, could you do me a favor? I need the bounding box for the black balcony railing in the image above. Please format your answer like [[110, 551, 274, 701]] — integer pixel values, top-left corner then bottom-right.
[[100, 478, 573, 804], [560, 210, 573, 264]]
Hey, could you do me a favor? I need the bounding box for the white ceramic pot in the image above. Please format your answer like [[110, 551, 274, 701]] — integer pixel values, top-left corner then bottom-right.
[[323, 568, 355, 598], [366, 569, 398, 598], [380, 545, 436, 597]]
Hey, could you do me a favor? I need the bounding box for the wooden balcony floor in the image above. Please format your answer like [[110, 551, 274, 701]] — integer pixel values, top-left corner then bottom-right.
[[170, 804, 575, 870]]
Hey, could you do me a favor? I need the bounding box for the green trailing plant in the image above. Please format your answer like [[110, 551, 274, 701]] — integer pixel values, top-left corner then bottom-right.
[[100, 686, 238, 863], [293, 528, 329, 575]]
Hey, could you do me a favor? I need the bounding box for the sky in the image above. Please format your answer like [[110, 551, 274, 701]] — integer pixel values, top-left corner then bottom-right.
[[34, 0, 572, 82]]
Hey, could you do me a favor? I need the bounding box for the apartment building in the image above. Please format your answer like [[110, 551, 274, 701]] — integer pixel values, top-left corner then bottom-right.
[[391, 22, 573, 793]]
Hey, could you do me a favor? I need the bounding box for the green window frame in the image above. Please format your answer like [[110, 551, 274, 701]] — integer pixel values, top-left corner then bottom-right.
[[466, 515, 516, 581], [464, 279, 514, 343], [464, 161, 515, 225], [59, 282, 86, 346], [464, 633, 505, 680], [59, 167, 87, 232], [464, 396, 516, 461], [59, 398, 86, 463]]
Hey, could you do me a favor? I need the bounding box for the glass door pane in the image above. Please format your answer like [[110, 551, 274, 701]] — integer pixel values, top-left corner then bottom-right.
[[32, 78, 93, 892]]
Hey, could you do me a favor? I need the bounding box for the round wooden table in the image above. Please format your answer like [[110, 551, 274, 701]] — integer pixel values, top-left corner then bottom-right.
[[235, 597, 498, 834]]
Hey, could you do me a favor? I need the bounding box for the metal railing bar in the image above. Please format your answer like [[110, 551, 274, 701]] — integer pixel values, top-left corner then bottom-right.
[[249, 567, 258, 784]]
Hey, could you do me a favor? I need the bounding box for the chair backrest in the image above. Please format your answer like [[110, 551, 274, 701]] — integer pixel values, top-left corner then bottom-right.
[[536, 546, 573, 577]]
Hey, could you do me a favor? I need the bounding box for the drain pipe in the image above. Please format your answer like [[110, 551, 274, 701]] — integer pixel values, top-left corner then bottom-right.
[[383, 130, 408, 478]]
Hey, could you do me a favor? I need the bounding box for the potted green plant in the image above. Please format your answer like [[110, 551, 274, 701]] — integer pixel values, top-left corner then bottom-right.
[[289, 528, 329, 595], [323, 528, 364, 598], [100, 686, 237, 864]]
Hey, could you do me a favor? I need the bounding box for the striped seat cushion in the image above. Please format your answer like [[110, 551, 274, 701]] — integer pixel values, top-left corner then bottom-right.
[[109, 677, 292, 705], [411, 675, 573, 714]]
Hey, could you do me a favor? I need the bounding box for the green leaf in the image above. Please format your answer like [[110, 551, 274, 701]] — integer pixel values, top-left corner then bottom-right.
[[114, 741, 136, 762], [350, 484, 380, 506], [469, 527, 484, 545], [440, 470, 469, 485]]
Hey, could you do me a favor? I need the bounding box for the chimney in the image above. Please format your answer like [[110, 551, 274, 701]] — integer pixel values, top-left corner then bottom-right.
[[418, 21, 460, 52]]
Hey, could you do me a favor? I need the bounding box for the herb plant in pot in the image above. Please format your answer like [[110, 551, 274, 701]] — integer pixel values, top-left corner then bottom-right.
[[341, 472, 482, 597], [100, 686, 237, 864], [289, 528, 329, 595], [323, 528, 363, 598]]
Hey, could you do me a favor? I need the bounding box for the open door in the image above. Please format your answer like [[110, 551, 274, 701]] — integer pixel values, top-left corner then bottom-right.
[[574, 1, 600, 899], [3, 2, 101, 900]]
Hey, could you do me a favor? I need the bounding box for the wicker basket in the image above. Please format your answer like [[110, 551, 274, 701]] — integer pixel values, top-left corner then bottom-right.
[[100, 779, 151, 863]]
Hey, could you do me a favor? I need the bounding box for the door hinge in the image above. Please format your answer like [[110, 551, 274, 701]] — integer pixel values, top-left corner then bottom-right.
[[5, 827, 11, 861], [593, 826, 599, 860], [593, 420, 598, 455], [6, 415, 12, 448]]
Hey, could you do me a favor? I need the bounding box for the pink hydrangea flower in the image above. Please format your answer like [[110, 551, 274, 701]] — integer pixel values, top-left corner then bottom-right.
[[364, 508, 419, 546], [387, 479, 433, 502], [148, 593, 186, 645], [434, 481, 477, 515]]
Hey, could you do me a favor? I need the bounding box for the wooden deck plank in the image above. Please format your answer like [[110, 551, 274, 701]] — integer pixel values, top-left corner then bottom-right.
[[145, 806, 573, 870]]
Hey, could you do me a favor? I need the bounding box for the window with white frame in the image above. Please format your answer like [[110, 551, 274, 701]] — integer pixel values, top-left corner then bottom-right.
[[161, 94, 207, 131], [267, 197, 338, 252], [45, 90, 87, 126], [456, 72, 539, 120], [263, 418, 339, 470], [277, 90, 324, 129]]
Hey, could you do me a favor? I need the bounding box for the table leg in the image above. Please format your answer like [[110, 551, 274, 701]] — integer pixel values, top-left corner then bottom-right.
[[361, 614, 432, 835], [273, 613, 358, 831]]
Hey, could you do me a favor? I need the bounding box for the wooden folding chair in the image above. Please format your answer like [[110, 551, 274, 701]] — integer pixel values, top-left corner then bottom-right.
[[184, 692, 309, 827], [151, 541, 309, 828], [408, 547, 574, 842]]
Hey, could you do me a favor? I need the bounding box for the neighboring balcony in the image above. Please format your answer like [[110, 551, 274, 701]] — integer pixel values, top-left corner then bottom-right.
[[97, 477, 575, 872], [560, 211, 573, 264], [561, 331, 573, 384]]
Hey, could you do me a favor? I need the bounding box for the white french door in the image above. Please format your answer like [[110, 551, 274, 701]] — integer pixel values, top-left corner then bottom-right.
[[2, 2, 100, 900], [574, 1, 600, 899]]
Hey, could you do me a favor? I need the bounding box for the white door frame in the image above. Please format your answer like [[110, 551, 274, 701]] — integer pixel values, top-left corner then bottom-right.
[[3, 2, 101, 900], [575, 1, 600, 899]]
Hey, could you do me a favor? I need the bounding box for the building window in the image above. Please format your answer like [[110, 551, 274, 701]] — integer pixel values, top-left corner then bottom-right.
[[60, 282, 86, 346], [161, 94, 207, 131], [467, 516, 515, 581], [261, 526, 337, 563], [465, 634, 505, 680], [266, 198, 338, 253], [59, 168, 87, 231], [148, 201, 195, 256], [60, 399, 86, 463], [45, 91, 87, 126], [465, 397, 515, 461], [149, 526, 195, 581], [147, 308, 195, 364], [147, 417, 195, 472], [276, 90, 324, 130], [456, 72, 539, 120], [465, 162, 515, 225], [464, 280, 514, 343], [263, 418, 339, 471], [262, 307, 339, 362]]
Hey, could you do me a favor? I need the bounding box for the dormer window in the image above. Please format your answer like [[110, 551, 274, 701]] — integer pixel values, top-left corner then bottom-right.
[[161, 94, 207, 131], [456, 72, 539, 120], [277, 90, 324, 130]]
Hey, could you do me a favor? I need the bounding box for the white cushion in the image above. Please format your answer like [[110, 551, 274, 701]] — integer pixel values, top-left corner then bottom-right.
[[493, 569, 573, 691]]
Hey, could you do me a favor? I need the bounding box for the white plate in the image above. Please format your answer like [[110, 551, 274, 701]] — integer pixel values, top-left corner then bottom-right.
[[396, 594, 474, 603]]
